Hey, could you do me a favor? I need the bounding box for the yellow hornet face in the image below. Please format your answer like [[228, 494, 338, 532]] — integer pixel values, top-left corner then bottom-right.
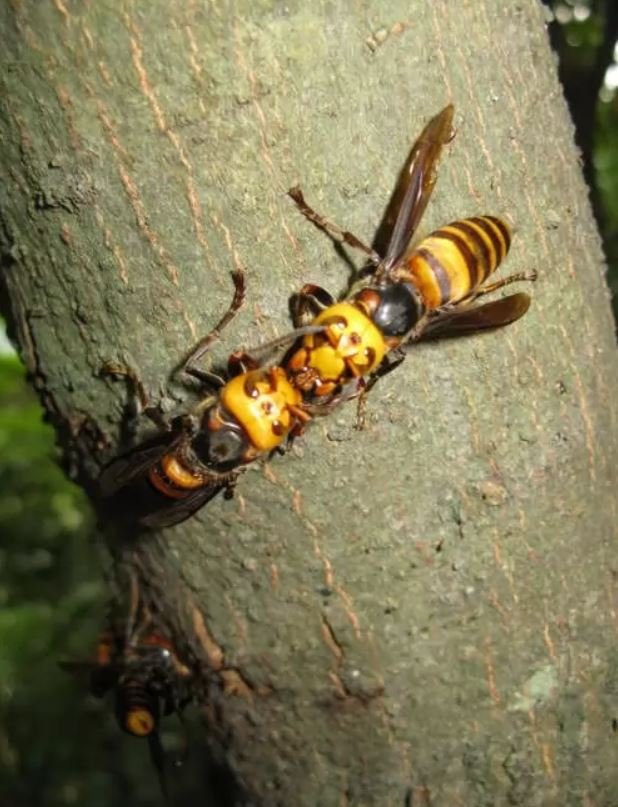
[[220, 368, 303, 452], [302, 302, 387, 383]]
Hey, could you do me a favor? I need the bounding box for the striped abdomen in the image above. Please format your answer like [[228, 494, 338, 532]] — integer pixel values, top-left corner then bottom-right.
[[403, 216, 512, 309], [116, 678, 159, 737]]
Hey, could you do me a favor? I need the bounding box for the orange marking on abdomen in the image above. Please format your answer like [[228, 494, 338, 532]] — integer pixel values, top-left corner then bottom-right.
[[405, 215, 512, 308], [148, 455, 203, 499], [405, 249, 445, 308], [95, 635, 114, 666]]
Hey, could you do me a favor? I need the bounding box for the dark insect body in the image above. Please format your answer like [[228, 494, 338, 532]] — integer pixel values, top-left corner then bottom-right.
[[100, 104, 535, 527], [286, 103, 535, 411], [99, 273, 311, 528], [86, 629, 191, 739], [61, 581, 193, 800]]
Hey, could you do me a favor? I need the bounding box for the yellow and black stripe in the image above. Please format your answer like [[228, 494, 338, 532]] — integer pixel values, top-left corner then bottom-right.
[[404, 216, 512, 309], [116, 678, 159, 737]]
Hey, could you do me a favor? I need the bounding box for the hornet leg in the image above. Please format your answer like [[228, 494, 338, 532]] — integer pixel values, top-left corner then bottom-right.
[[288, 186, 381, 264], [472, 270, 538, 300], [100, 362, 169, 433], [180, 268, 247, 381]]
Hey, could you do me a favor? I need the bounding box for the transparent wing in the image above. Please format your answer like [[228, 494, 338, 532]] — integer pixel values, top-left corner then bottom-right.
[[99, 433, 180, 497], [138, 484, 225, 529], [381, 104, 455, 273], [417, 293, 531, 341], [59, 659, 119, 697]]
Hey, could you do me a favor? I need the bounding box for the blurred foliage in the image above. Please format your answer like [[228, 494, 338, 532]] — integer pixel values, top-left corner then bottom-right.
[[0, 5, 616, 806], [0, 355, 185, 806], [596, 98, 618, 306], [546, 0, 618, 317]]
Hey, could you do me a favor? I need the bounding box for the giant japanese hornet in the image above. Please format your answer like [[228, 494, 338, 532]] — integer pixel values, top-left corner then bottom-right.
[[101, 105, 534, 528], [61, 578, 193, 799], [99, 269, 313, 528], [286, 103, 536, 409]]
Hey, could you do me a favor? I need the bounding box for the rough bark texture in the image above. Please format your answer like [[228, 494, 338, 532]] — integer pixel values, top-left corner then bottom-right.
[[1, 2, 617, 805]]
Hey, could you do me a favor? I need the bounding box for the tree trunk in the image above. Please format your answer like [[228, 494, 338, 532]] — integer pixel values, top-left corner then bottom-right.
[[1, 2, 617, 805]]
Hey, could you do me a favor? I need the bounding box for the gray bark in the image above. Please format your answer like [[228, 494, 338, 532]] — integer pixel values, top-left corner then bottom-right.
[[1, 1, 617, 805]]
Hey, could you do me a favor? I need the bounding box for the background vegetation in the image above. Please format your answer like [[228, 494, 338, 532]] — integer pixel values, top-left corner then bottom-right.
[[0, 2, 615, 804]]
